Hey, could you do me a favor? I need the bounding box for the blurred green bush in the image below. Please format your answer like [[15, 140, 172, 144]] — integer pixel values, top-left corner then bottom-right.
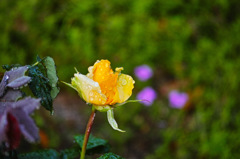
[[1, 0, 240, 158]]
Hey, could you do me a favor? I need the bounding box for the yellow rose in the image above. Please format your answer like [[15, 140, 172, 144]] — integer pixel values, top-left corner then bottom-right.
[[63, 60, 135, 132]]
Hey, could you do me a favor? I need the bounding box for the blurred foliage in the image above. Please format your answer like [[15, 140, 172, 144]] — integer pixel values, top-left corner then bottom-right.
[[17, 134, 111, 159], [0, 0, 240, 158], [98, 152, 124, 159]]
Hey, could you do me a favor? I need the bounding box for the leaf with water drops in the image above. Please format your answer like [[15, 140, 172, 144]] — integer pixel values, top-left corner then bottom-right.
[[28, 65, 53, 112], [2, 64, 22, 71], [98, 152, 124, 159], [18, 149, 59, 159], [28, 56, 60, 113], [74, 134, 110, 155]]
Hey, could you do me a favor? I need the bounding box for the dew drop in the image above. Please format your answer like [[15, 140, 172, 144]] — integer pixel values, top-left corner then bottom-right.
[[88, 66, 93, 72], [4, 75, 9, 82], [89, 91, 94, 96], [90, 97, 94, 101], [121, 79, 127, 85]]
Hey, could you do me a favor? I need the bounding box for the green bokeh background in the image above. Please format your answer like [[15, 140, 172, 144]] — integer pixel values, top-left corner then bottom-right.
[[1, 0, 240, 158]]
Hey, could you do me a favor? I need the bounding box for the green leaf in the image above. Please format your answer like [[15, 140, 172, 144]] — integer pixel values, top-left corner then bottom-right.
[[28, 65, 53, 112], [2, 64, 21, 71], [107, 109, 125, 132], [42, 57, 60, 99], [74, 134, 110, 155], [59, 146, 79, 159], [98, 152, 124, 159], [18, 149, 59, 159], [18, 147, 80, 159], [28, 56, 60, 113]]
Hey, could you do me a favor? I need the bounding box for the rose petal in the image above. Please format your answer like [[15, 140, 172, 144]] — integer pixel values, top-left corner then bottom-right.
[[90, 60, 119, 105], [72, 73, 107, 105], [111, 74, 135, 105]]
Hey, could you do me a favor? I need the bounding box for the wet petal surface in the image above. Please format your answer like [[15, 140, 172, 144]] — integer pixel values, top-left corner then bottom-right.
[[72, 73, 107, 105]]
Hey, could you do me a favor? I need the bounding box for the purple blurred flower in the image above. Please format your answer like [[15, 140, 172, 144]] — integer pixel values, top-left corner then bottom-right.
[[0, 66, 41, 149], [168, 90, 188, 109], [134, 65, 153, 81], [137, 87, 157, 106], [0, 97, 40, 149]]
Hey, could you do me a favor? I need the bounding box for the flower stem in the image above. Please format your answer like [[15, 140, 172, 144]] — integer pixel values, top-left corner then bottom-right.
[[80, 107, 96, 159]]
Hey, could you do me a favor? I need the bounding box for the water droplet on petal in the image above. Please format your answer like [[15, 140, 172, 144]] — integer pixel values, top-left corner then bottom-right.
[[94, 83, 99, 87], [122, 79, 127, 85], [90, 97, 94, 101], [89, 91, 94, 96], [88, 66, 93, 72], [5, 75, 9, 81]]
